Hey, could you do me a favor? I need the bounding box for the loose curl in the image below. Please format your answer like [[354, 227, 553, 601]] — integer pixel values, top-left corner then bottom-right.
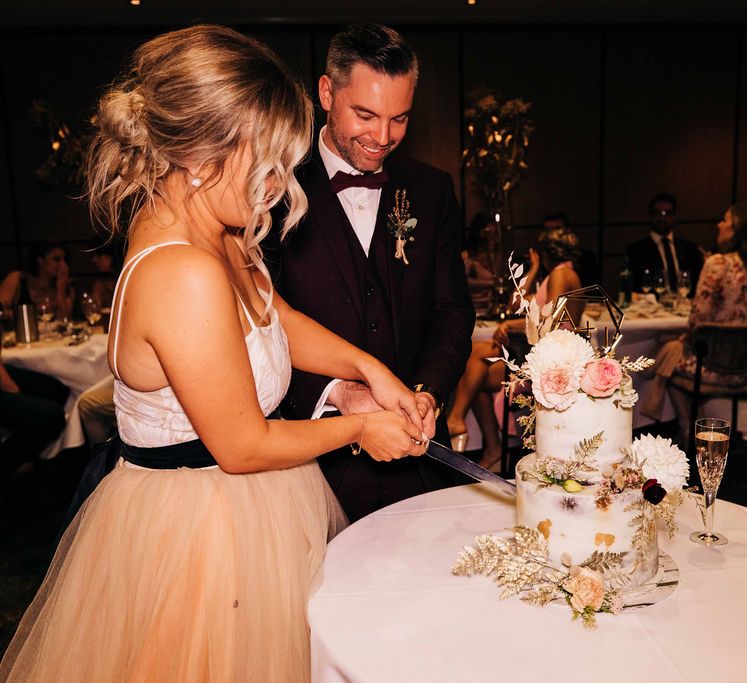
[[85, 24, 312, 263]]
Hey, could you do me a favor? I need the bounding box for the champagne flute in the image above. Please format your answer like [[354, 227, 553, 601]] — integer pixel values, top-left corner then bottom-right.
[[690, 418, 730, 547], [677, 271, 691, 299], [653, 270, 667, 301], [640, 268, 653, 294], [81, 297, 102, 329], [37, 296, 55, 339]]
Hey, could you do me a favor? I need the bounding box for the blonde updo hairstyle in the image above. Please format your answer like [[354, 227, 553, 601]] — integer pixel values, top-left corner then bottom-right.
[[85, 24, 312, 271]]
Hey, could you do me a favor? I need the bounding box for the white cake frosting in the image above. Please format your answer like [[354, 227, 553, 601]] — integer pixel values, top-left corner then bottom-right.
[[535, 391, 632, 483], [517, 390, 659, 585]]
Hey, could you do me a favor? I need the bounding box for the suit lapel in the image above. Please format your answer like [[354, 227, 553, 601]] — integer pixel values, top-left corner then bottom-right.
[[306, 159, 366, 323], [376, 167, 404, 353]]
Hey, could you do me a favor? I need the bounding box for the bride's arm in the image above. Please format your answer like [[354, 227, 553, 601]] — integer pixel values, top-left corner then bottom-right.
[[137, 251, 424, 473]]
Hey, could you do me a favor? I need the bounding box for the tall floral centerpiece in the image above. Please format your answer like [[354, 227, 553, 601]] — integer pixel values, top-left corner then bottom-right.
[[462, 89, 533, 315]]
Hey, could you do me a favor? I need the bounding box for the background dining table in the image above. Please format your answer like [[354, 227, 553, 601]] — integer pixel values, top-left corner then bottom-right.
[[309, 482, 747, 683], [470, 306, 745, 446], [2, 332, 112, 458]]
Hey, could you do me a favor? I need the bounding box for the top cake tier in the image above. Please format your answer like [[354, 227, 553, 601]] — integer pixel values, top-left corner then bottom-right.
[[534, 391, 632, 480]]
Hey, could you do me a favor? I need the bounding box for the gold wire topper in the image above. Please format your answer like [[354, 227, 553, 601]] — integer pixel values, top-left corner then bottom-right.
[[549, 285, 624, 355]]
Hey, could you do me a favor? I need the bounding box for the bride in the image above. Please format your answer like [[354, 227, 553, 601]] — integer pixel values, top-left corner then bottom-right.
[[0, 25, 429, 682]]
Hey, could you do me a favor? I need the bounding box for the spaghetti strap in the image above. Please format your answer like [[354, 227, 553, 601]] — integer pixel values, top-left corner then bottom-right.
[[233, 290, 258, 331], [110, 241, 192, 380]]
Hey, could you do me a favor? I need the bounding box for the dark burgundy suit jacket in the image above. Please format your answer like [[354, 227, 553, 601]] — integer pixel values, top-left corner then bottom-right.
[[267, 151, 474, 521]]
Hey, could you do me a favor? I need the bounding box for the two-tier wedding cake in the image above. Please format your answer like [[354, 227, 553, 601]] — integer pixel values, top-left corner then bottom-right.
[[452, 266, 689, 628]]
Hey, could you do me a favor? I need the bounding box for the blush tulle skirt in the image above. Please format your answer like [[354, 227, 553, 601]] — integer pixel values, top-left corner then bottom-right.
[[0, 458, 346, 682]]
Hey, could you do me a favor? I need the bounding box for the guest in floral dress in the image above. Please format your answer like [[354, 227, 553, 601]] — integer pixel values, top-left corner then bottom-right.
[[640, 203, 747, 441]]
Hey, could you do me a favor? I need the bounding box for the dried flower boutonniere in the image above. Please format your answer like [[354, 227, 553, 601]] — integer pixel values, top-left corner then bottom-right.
[[387, 189, 417, 265]]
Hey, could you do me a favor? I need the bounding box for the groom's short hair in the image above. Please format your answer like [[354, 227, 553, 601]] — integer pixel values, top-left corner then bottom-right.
[[326, 23, 419, 87]]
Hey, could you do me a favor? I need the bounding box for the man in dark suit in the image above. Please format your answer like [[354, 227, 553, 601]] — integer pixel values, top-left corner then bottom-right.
[[269, 24, 474, 522], [625, 193, 703, 295]]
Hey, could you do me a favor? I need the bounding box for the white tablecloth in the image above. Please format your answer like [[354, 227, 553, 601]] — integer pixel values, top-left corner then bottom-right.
[[2, 334, 112, 457], [309, 484, 747, 683]]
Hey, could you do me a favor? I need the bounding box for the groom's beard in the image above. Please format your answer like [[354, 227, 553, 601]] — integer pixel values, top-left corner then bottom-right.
[[327, 119, 396, 173]]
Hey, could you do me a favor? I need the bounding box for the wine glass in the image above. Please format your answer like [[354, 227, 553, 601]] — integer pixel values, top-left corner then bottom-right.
[[37, 296, 55, 339], [653, 270, 667, 301], [690, 418, 731, 547], [677, 271, 691, 299], [81, 296, 102, 329], [640, 268, 653, 294]]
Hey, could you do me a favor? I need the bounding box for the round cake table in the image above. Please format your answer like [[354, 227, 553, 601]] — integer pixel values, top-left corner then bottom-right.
[[309, 483, 747, 682]]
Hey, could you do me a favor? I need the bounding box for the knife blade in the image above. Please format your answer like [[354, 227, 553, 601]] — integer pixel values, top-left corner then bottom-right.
[[425, 440, 516, 497]]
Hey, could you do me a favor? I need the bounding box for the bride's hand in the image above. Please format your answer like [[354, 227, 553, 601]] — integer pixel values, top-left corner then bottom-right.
[[355, 411, 428, 461]]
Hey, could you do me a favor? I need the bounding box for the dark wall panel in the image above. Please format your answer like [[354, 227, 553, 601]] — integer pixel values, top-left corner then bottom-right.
[[737, 31, 747, 204], [604, 31, 737, 229], [398, 31, 461, 188]]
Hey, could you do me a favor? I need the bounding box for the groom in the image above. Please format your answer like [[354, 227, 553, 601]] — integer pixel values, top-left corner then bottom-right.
[[270, 24, 474, 522]]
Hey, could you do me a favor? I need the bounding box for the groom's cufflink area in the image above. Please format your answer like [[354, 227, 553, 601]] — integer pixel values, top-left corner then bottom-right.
[[412, 384, 444, 419]]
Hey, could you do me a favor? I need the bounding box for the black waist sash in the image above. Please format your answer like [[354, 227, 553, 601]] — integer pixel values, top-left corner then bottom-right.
[[121, 409, 280, 470], [122, 439, 217, 469]]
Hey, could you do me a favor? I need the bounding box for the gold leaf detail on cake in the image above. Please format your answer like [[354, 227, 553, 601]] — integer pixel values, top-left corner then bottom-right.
[[594, 533, 615, 547], [537, 519, 552, 539]]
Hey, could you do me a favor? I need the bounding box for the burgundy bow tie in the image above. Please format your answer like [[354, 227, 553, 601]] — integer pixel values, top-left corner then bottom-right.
[[330, 170, 389, 193]]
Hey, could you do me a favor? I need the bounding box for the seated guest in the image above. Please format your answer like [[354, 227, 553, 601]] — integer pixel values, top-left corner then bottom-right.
[[88, 240, 122, 309], [640, 203, 747, 444], [0, 240, 74, 319], [543, 212, 599, 288], [447, 226, 583, 466], [0, 360, 68, 478], [462, 213, 497, 312], [77, 375, 116, 447], [625, 193, 703, 295]]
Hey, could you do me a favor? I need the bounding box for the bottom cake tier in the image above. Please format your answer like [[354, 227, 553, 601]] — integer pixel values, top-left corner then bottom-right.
[[516, 454, 659, 586]]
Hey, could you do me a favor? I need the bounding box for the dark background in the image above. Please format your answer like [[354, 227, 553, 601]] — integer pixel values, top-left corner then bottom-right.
[[1, 4, 747, 294]]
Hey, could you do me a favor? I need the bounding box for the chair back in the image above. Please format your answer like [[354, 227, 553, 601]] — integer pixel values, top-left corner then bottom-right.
[[691, 323, 747, 376]]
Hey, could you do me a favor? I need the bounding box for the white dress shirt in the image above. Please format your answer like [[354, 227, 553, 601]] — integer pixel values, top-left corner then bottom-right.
[[318, 125, 383, 255], [312, 127, 386, 418]]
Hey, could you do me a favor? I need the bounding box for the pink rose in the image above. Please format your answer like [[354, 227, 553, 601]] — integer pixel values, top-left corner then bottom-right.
[[580, 358, 622, 398], [538, 368, 579, 410]]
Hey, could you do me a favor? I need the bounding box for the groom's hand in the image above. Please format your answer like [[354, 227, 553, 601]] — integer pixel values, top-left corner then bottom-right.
[[414, 393, 437, 439], [328, 381, 382, 416]]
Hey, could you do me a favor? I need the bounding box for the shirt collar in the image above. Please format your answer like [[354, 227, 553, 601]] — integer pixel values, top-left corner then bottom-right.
[[318, 125, 384, 179], [649, 230, 674, 245]]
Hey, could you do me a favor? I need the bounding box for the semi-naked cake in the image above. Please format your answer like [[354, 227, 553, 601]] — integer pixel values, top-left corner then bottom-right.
[[452, 275, 689, 626], [516, 391, 659, 585]]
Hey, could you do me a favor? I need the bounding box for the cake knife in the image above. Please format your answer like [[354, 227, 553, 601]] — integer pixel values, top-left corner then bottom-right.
[[425, 440, 516, 497]]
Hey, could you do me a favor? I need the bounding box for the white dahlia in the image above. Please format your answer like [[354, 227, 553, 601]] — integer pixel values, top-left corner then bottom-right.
[[633, 434, 689, 492], [523, 329, 595, 410]]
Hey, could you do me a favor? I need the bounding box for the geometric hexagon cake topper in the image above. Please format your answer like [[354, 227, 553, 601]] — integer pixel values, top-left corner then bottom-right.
[[549, 285, 624, 356]]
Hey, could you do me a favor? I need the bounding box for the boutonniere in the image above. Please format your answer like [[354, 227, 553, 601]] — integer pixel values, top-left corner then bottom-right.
[[387, 189, 417, 265]]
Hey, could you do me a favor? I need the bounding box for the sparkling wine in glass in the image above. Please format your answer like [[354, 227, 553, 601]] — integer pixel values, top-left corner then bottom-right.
[[37, 296, 54, 323], [690, 418, 730, 547], [677, 271, 691, 299], [640, 268, 653, 294], [81, 297, 102, 328], [653, 271, 667, 300]]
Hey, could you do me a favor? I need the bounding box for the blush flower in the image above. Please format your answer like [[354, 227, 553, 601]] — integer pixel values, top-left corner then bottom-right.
[[565, 566, 605, 612], [524, 329, 595, 410], [580, 358, 623, 398]]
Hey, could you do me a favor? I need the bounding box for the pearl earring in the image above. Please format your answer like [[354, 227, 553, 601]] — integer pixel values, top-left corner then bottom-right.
[[191, 177, 202, 188]]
